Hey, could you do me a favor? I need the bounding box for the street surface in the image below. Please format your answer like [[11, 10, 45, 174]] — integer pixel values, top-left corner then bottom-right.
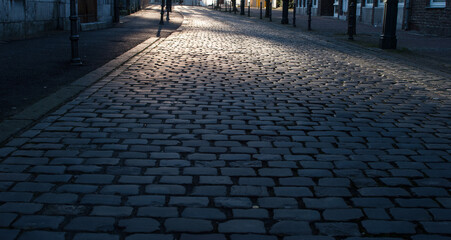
[[0, 6, 450, 240]]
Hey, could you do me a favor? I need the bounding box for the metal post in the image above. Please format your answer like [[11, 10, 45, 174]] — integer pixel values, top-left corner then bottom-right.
[[160, 0, 165, 25], [281, 0, 288, 24], [293, 0, 296, 27], [167, 0, 172, 12], [379, 0, 398, 49], [347, 0, 357, 40], [126, 0, 131, 14], [307, 0, 312, 30], [269, 1, 272, 21], [265, 0, 270, 17], [248, 0, 250, 16], [240, 0, 245, 15], [69, 0, 82, 65], [260, 1, 262, 19], [230, 0, 232, 12], [113, 0, 120, 23], [234, 0, 237, 13], [167, 0, 170, 21]]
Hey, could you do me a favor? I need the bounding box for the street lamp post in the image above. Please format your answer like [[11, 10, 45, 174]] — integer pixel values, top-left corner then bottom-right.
[[69, 0, 82, 65], [379, 0, 398, 49], [293, 0, 297, 27], [240, 0, 245, 15], [347, 0, 357, 39]]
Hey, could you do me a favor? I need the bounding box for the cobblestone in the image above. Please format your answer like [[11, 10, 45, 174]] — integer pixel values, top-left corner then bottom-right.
[[165, 218, 213, 232], [219, 220, 266, 233], [0, 5, 450, 240]]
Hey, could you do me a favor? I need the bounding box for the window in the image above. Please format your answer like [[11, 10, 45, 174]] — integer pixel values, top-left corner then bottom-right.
[[430, 0, 446, 7], [366, 0, 373, 5]]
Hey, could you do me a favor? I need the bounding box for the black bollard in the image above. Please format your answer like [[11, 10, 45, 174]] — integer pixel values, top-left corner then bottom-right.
[[347, 0, 357, 40], [167, 3, 170, 21], [160, 0, 165, 25], [281, 0, 288, 24], [260, 1, 262, 19], [269, 1, 272, 21], [293, 0, 297, 27], [379, 0, 398, 49], [69, 0, 81, 65], [241, 0, 245, 15], [307, 0, 312, 30], [248, 0, 250, 16], [167, 0, 172, 12], [265, 0, 270, 17], [113, 0, 120, 23]]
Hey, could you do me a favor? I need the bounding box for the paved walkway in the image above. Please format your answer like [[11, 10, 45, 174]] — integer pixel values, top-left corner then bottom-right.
[[1, 6, 450, 240]]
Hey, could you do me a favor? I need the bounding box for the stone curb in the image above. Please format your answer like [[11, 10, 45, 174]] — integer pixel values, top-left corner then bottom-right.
[[0, 10, 185, 145]]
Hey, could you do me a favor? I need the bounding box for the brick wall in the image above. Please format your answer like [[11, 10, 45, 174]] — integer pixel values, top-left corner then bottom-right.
[[409, 0, 451, 36]]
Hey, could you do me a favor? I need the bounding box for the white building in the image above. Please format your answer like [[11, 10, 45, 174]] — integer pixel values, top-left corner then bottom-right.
[[295, 0, 405, 29]]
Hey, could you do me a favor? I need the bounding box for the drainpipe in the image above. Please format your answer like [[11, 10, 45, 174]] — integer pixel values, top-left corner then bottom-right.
[[402, 0, 410, 30]]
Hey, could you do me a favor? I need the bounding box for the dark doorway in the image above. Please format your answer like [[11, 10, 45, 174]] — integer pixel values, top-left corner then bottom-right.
[[79, 0, 98, 23], [320, 0, 334, 16]]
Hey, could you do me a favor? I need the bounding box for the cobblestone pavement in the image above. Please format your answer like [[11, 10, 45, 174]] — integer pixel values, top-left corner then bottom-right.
[[1, 6, 451, 240]]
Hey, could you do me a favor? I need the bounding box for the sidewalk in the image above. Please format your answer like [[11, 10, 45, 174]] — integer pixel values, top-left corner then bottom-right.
[[0, 5, 183, 123], [214, 6, 451, 74]]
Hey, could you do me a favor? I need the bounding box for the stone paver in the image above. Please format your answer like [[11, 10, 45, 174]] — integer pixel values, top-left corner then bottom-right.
[[0, 5, 450, 240]]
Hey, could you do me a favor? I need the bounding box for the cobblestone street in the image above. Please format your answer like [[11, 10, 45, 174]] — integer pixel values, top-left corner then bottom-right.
[[0, 6, 450, 240]]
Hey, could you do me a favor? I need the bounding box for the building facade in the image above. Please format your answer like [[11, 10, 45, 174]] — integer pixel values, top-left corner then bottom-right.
[[295, 0, 451, 36], [0, 0, 147, 41], [407, 0, 450, 36]]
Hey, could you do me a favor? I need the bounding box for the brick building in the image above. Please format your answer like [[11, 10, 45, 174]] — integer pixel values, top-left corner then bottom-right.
[[406, 0, 450, 36]]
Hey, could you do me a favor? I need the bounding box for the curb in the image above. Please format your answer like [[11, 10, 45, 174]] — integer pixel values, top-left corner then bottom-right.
[[0, 10, 185, 145]]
